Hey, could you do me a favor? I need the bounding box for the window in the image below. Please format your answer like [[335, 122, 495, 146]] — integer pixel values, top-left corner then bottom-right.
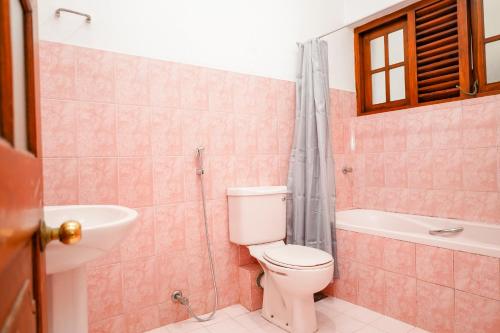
[[354, 0, 500, 116], [362, 19, 409, 111], [471, 0, 500, 93]]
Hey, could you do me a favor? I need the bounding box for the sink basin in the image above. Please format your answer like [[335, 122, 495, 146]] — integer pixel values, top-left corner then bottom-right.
[[44, 205, 138, 333], [44, 205, 138, 274]]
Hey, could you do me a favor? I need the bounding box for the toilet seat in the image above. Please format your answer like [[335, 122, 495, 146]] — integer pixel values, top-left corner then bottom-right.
[[263, 244, 333, 270]]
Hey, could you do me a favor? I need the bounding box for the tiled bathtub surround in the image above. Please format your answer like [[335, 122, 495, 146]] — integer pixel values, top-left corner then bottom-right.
[[39, 41, 295, 332], [330, 91, 500, 224], [335, 229, 500, 333]]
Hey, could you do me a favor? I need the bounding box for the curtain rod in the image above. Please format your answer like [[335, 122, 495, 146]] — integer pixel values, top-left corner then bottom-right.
[[298, 23, 352, 45], [316, 23, 352, 39]]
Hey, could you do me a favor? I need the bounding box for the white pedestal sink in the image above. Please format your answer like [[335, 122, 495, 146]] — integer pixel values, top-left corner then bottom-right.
[[44, 205, 138, 333]]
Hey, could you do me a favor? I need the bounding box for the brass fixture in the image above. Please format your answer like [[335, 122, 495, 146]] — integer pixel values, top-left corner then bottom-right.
[[342, 166, 353, 174], [40, 220, 82, 251]]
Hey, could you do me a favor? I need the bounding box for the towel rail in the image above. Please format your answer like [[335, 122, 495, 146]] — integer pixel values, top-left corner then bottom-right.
[[55, 8, 91, 23]]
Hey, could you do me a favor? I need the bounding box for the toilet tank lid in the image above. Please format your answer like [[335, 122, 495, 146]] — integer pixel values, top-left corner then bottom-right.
[[227, 186, 288, 196]]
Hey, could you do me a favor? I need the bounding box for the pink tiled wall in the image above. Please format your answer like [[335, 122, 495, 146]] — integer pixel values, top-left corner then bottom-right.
[[330, 89, 500, 224], [335, 229, 500, 332], [39, 41, 295, 332]]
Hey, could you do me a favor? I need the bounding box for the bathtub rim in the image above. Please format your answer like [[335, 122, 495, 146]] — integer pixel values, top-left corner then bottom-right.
[[335, 209, 500, 258]]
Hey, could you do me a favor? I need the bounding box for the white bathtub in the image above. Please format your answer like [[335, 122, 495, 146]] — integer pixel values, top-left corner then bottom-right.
[[335, 209, 500, 258]]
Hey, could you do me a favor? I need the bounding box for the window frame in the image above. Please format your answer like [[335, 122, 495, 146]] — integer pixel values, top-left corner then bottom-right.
[[470, 0, 500, 94], [353, 0, 495, 116], [361, 19, 410, 113]]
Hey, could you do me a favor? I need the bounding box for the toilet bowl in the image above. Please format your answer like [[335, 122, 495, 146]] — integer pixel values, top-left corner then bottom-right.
[[248, 241, 334, 333], [227, 186, 334, 333]]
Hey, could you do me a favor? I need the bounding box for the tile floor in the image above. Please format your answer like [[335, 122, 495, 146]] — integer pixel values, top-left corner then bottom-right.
[[146, 297, 429, 333]]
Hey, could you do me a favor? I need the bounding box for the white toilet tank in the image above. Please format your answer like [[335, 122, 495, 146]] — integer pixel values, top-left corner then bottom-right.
[[227, 186, 288, 245]]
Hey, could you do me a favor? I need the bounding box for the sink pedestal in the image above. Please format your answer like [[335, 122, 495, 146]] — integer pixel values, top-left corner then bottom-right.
[[47, 267, 88, 333]]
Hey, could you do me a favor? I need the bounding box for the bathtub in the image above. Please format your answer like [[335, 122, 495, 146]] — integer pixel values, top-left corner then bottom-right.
[[335, 209, 500, 258]]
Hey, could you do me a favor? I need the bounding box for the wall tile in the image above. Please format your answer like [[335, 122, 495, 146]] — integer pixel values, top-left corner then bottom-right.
[[463, 191, 500, 223], [151, 108, 183, 156], [41, 99, 77, 158], [357, 117, 384, 153], [78, 158, 118, 204], [210, 156, 236, 200], [454, 291, 500, 333], [76, 47, 114, 103], [454, 251, 500, 300], [432, 149, 463, 190], [40, 44, 296, 331], [462, 102, 497, 148], [381, 187, 408, 213], [332, 121, 345, 154], [153, 156, 185, 205], [431, 106, 462, 149], [155, 204, 185, 253], [125, 305, 159, 333], [276, 80, 295, 123], [122, 257, 157, 311], [463, 148, 498, 192], [234, 114, 258, 155], [183, 154, 212, 202], [184, 201, 212, 246], [407, 189, 434, 216], [117, 105, 151, 157], [89, 315, 125, 333], [334, 259, 358, 303], [158, 301, 188, 326], [407, 150, 433, 189], [149, 60, 180, 108], [431, 190, 464, 219], [179, 64, 208, 110], [187, 245, 213, 295], [39, 42, 75, 99], [406, 111, 432, 150], [336, 229, 357, 260], [416, 244, 454, 287], [208, 112, 235, 155], [416, 281, 454, 333], [76, 102, 116, 157], [207, 69, 234, 112], [383, 114, 406, 152], [382, 238, 415, 276], [365, 153, 385, 187], [155, 249, 189, 304], [357, 265, 385, 313], [42, 158, 79, 205], [182, 112, 210, 155], [355, 233, 384, 267], [256, 155, 280, 186], [115, 54, 149, 105], [384, 152, 407, 188], [87, 264, 123, 323], [384, 272, 416, 325], [120, 207, 155, 261], [118, 158, 153, 207], [256, 114, 278, 154]]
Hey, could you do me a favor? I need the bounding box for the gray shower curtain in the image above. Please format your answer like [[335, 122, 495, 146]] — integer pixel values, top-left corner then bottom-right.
[[286, 39, 338, 277]]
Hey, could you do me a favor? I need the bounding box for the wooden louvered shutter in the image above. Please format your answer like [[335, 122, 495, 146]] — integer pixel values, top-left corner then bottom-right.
[[413, 0, 470, 103]]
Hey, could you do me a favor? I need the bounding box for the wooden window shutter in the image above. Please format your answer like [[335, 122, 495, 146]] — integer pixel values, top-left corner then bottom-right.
[[414, 0, 464, 102]]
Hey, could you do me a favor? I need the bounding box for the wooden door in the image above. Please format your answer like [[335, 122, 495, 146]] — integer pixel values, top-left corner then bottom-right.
[[0, 0, 46, 332]]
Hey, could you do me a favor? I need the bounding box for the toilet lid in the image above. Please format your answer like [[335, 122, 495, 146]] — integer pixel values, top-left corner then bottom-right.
[[263, 245, 333, 268]]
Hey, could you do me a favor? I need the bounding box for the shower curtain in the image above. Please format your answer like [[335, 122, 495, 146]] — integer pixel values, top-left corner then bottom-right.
[[286, 39, 338, 277]]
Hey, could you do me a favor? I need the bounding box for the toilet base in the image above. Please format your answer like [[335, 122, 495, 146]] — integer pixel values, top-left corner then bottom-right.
[[258, 264, 320, 333]]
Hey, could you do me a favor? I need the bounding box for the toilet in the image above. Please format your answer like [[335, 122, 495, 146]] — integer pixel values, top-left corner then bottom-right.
[[227, 186, 334, 333]]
